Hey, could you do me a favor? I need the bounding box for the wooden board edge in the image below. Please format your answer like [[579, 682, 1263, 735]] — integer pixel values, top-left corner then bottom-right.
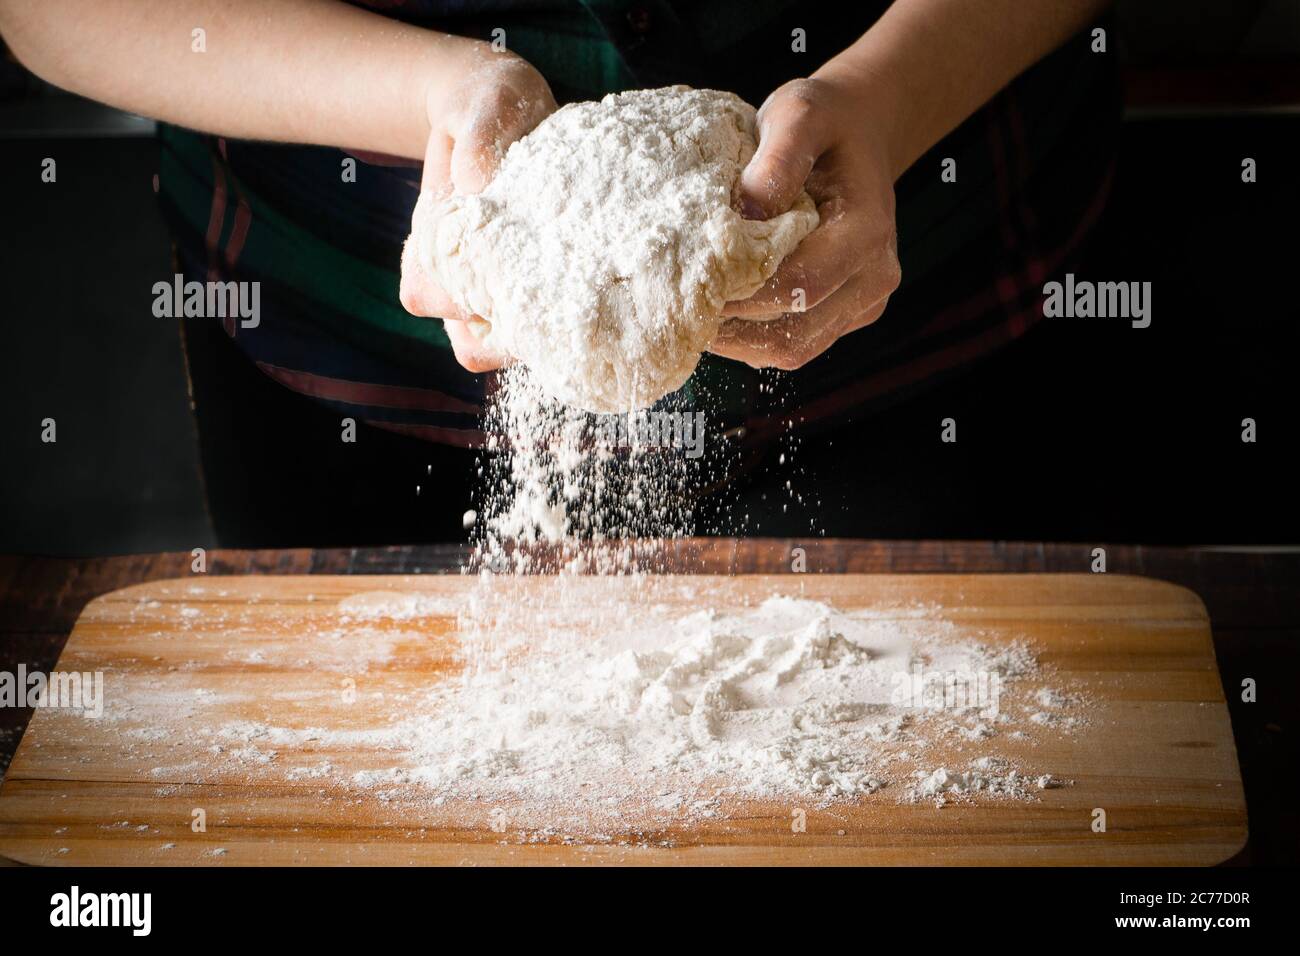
[[0, 828, 1252, 868], [79, 571, 1214, 612]]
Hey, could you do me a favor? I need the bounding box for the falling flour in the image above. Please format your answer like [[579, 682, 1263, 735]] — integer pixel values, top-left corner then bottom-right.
[[469, 365, 702, 574]]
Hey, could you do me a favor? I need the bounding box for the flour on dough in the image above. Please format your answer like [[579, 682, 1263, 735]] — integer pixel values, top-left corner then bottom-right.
[[410, 86, 819, 412]]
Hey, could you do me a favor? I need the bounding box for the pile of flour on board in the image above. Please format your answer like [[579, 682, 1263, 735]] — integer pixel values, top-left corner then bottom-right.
[[343, 589, 1085, 828], [103, 583, 1088, 842], [410, 86, 818, 413]]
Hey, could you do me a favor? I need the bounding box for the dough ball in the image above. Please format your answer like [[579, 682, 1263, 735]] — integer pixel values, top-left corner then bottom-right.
[[411, 86, 819, 413]]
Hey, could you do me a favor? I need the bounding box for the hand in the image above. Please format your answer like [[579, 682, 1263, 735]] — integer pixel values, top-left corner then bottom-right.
[[400, 47, 556, 372], [711, 76, 902, 370]]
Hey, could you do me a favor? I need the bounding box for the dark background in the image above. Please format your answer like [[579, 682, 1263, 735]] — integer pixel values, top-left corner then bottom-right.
[[1, 0, 1298, 556]]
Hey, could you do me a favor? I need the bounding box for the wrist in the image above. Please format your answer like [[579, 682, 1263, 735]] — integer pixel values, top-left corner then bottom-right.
[[809, 59, 908, 181], [816, 41, 930, 180]]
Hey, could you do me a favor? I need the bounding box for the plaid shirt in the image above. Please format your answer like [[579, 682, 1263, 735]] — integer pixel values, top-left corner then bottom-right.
[[158, 0, 1117, 447]]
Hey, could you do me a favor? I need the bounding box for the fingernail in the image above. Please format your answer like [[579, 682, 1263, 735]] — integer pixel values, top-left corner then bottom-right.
[[740, 196, 767, 221]]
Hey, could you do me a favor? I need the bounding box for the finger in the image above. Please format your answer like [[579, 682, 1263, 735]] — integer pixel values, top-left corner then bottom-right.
[[840, 295, 889, 338], [723, 195, 860, 317], [710, 272, 890, 370], [790, 263, 894, 340], [709, 309, 839, 371], [420, 126, 455, 198], [401, 237, 509, 372], [709, 298, 886, 371], [399, 227, 470, 320], [406, 134, 459, 316], [727, 194, 900, 319], [727, 311, 787, 323], [737, 83, 832, 221], [443, 317, 509, 373]]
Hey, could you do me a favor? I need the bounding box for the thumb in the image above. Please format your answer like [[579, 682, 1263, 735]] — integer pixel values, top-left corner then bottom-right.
[[738, 88, 829, 220]]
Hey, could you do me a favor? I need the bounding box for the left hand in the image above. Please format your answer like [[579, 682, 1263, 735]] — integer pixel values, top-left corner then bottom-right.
[[711, 76, 902, 370], [400, 47, 557, 372]]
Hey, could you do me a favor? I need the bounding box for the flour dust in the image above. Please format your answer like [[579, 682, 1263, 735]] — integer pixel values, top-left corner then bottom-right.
[[93, 580, 1087, 846], [468, 364, 711, 574]]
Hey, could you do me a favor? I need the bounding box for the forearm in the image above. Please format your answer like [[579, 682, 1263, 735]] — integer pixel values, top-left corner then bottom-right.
[[818, 0, 1112, 179], [0, 0, 482, 158]]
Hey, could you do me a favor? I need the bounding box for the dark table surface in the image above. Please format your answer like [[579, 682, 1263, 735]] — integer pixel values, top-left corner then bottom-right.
[[2, 539, 1296, 865]]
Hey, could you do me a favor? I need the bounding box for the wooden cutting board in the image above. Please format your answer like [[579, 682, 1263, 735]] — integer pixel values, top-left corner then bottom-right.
[[0, 573, 1245, 866]]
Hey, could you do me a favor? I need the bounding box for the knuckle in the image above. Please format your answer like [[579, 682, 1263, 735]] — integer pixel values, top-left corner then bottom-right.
[[779, 93, 818, 127], [759, 78, 826, 133], [467, 87, 524, 135], [884, 260, 902, 293], [819, 194, 850, 222], [854, 302, 885, 330], [775, 79, 835, 135], [848, 283, 873, 314], [779, 77, 826, 111], [881, 240, 902, 292], [451, 342, 486, 372], [760, 147, 808, 182], [398, 281, 422, 315], [447, 326, 500, 372], [866, 298, 890, 325]]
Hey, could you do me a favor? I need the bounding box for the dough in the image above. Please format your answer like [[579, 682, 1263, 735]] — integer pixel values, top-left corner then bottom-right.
[[411, 86, 819, 413]]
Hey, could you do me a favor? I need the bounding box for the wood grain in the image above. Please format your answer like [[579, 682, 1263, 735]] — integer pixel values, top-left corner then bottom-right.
[[0, 572, 1247, 866]]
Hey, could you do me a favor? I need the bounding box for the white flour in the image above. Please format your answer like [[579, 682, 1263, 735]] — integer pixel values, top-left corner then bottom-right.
[[354, 588, 1083, 834], [469, 365, 700, 574], [105, 584, 1086, 841], [414, 86, 818, 412]]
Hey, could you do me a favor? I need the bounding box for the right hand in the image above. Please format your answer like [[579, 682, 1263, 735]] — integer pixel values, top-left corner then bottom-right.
[[711, 76, 900, 371], [400, 46, 556, 372]]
